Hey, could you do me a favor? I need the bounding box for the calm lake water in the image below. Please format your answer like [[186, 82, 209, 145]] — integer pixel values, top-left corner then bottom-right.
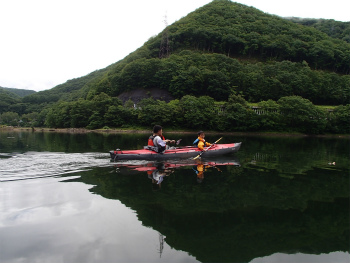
[[0, 130, 349, 263]]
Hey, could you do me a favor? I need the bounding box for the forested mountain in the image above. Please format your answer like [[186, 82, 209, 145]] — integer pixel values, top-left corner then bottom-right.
[[86, 0, 349, 104], [1, 0, 349, 134], [22, 0, 350, 107], [0, 88, 21, 114], [22, 68, 108, 105], [0, 87, 36, 98], [287, 18, 350, 43]]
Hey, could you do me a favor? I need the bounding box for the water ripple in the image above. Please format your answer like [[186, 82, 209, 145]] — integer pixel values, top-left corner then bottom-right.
[[0, 152, 111, 182]]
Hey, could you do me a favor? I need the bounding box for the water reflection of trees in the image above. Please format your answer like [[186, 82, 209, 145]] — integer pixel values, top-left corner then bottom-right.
[[65, 162, 349, 263]]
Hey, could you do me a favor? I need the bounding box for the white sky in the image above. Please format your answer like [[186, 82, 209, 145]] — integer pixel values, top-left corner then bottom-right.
[[0, 0, 349, 92]]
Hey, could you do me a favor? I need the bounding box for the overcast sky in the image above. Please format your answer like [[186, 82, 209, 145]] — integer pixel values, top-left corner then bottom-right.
[[0, 0, 349, 92]]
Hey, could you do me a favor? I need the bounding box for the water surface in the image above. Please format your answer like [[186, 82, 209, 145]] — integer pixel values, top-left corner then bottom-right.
[[0, 130, 349, 263]]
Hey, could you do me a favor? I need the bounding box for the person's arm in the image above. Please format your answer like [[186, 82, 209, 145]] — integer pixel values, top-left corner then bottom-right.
[[155, 136, 166, 147]]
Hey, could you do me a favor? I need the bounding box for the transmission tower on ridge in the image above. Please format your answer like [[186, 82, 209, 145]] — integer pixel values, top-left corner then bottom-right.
[[159, 13, 170, 59]]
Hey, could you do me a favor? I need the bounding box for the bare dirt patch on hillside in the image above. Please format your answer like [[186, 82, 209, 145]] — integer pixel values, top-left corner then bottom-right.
[[118, 88, 174, 104]]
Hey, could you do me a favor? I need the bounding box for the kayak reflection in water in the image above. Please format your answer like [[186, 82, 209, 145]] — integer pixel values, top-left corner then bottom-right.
[[193, 162, 207, 183], [113, 158, 239, 188], [148, 162, 174, 190], [192, 161, 222, 183]]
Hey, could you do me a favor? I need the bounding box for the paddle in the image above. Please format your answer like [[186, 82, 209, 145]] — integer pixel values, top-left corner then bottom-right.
[[193, 137, 223, 160]]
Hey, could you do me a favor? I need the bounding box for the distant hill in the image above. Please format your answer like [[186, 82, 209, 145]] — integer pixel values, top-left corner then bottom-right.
[[0, 88, 21, 114], [287, 17, 350, 43], [0, 86, 36, 98], [8, 0, 350, 112], [22, 69, 108, 105]]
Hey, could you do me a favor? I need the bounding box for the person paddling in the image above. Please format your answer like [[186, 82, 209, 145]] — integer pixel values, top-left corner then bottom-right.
[[193, 131, 211, 150], [148, 125, 175, 153]]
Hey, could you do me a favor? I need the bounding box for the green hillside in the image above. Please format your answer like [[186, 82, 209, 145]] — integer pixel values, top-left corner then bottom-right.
[[1, 0, 349, 133], [85, 0, 349, 103], [22, 0, 350, 106], [0, 88, 21, 114], [0, 86, 36, 98], [288, 18, 350, 43]]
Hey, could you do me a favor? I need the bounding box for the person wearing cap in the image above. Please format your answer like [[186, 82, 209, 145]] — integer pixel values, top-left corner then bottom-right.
[[193, 131, 211, 151]]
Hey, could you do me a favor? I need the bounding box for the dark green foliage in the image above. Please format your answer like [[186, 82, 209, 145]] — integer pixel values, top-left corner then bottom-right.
[[277, 96, 327, 134], [0, 86, 36, 97], [3, 90, 349, 134], [257, 100, 281, 131], [44, 93, 123, 129], [13, 0, 346, 109], [0, 0, 349, 134], [104, 105, 138, 127], [288, 18, 350, 43], [136, 98, 172, 127], [21, 69, 109, 113], [179, 95, 217, 129], [20, 112, 40, 127], [89, 51, 350, 105], [223, 94, 258, 131], [69, 99, 94, 128], [327, 104, 350, 134], [0, 89, 21, 114], [162, 0, 349, 73], [235, 61, 350, 104], [0, 112, 20, 126]]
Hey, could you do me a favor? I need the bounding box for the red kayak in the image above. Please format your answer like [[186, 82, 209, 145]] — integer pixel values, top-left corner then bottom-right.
[[109, 142, 242, 161]]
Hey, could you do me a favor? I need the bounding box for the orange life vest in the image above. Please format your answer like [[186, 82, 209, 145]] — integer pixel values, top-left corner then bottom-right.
[[148, 135, 165, 146]]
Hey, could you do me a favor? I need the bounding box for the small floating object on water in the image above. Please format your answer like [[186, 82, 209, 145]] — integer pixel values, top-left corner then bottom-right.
[[328, 162, 336, 165]]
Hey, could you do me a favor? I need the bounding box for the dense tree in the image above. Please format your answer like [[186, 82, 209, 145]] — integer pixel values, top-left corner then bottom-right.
[[104, 105, 138, 128], [69, 99, 93, 128], [0, 90, 21, 114], [21, 112, 40, 127], [0, 112, 20, 126], [179, 95, 217, 129], [277, 96, 327, 134], [289, 18, 350, 43], [86, 93, 122, 129], [327, 104, 350, 134], [222, 94, 258, 131], [45, 102, 71, 128], [256, 100, 281, 131]]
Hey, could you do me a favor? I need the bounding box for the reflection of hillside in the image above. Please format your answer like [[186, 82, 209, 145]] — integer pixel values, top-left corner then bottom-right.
[[65, 163, 349, 263], [244, 151, 348, 176], [0, 130, 147, 153], [239, 136, 350, 176]]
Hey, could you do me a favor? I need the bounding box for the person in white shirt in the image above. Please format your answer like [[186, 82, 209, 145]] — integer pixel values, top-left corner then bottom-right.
[[147, 125, 175, 153]]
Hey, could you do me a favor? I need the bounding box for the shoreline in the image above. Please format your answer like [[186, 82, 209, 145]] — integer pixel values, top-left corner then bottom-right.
[[1, 126, 349, 138]]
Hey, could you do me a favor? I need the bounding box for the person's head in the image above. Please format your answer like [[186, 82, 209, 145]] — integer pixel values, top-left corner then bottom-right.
[[153, 125, 163, 135], [198, 130, 205, 138]]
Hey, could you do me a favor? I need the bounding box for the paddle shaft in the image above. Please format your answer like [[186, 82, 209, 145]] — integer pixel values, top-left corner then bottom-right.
[[193, 137, 223, 159]]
